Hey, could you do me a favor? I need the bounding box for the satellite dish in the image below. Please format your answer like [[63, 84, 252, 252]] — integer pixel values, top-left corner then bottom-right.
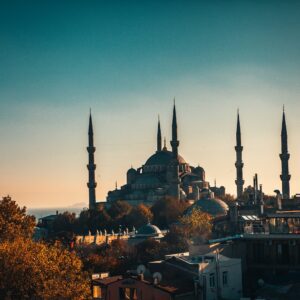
[[153, 272, 162, 284], [137, 264, 146, 275]]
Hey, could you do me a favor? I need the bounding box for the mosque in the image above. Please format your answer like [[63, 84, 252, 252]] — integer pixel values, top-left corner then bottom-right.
[[87, 103, 226, 214]]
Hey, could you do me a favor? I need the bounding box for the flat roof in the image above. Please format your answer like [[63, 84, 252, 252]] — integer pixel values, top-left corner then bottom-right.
[[242, 233, 300, 240]]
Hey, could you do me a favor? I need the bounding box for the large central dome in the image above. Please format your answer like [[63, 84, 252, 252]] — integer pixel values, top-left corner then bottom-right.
[[145, 150, 186, 166]]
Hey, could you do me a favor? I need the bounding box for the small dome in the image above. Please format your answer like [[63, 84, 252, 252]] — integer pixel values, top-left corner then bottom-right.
[[136, 223, 163, 237], [193, 166, 205, 181], [194, 166, 204, 173], [188, 196, 229, 217], [127, 167, 136, 174], [145, 150, 186, 166]]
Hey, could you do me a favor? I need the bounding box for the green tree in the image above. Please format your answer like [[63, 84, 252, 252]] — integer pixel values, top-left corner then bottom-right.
[[0, 196, 35, 241], [0, 238, 91, 299]]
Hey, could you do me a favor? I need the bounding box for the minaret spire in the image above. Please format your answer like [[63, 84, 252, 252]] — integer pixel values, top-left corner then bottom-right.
[[280, 107, 291, 199], [235, 110, 245, 200], [157, 115, 162, 152], [87, 111, 97, 209], [168, 100, 180, 200], [170, 99, 179, 158]]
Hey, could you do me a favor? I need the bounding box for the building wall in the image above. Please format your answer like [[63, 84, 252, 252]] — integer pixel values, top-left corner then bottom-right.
[[106, 279, 172, 300], [200, 257, 242, 300], [75, 234, 130, 246]]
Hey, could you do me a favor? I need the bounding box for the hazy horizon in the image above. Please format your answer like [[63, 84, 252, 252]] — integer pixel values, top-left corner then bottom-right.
[[1, 1, 300, 208]]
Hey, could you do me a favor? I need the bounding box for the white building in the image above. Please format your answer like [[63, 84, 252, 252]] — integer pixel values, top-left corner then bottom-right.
[[165, 252, 243, 300]]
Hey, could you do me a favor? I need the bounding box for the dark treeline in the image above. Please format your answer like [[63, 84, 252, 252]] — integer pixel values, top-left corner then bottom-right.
[[49, 198, 190, 238]]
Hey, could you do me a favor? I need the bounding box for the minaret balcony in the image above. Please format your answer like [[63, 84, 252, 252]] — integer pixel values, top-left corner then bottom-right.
[[87, 146, 96, 153], [280, 153, 290, 160], [87, 164, 96, 170], [235, 162, 244, 168], [280, 175, 291, 181], [87, 182, 97, 188], [170, 140, 179, 147], [235, 146, 243, 151], [235, 179, 245, 185]]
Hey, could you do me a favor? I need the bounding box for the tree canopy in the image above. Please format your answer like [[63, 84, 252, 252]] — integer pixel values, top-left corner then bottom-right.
[[0, 238, 91, 299], [179, 207, 212, 241], [151, 197, 189, 228], [0, 196, 35, 241], [126, 204, 153, 228]]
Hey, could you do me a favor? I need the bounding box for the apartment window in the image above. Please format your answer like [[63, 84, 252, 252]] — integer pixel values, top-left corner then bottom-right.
[[209, 273, 215, 288], [222, 271, 228, 286], [92, 285, 102, 298]]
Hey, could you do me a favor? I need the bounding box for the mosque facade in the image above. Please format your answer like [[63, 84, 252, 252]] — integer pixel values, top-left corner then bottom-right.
[[104, 103, 225, 207]]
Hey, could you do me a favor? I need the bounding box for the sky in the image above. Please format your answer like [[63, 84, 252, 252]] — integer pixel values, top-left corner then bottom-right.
[[1, 0, 300, 208]]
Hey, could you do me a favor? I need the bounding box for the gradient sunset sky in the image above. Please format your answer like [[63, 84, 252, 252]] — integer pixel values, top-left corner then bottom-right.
[[1, 1, 300, 208]]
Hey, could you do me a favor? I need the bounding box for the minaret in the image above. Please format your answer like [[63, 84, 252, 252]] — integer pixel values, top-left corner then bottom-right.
[[87, 111, 97, 210], [168, 100, 180, 200], [280, 107, 291, 200], [157, 116, 162, 152], [235, 111, 245, 200], [170, 100, 179, 158]]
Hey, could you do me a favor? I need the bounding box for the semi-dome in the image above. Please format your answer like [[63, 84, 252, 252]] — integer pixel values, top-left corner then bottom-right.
[[136, 223, 163, 237], [188, 196, 229, 217], [145, 150, 186, 166]]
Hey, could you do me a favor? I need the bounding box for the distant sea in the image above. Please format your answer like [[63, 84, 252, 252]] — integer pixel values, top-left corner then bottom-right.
[[28, 207, 85, 220]]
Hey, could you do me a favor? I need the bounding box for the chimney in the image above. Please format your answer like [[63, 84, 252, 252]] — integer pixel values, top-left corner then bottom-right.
[[138, 273, 144, 281]]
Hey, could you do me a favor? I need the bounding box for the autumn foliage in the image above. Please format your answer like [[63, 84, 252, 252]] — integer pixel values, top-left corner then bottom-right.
[[0, 196, 91, 299], [0, 238, 90, 299], [179, 207, 212, 241], [0, 196, 35, 241]]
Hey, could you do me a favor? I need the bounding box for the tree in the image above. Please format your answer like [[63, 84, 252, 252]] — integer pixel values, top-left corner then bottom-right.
[[52, 211, 76, 233], [108, 201, 132, 220], [0, 196, 35, 242], [179, 208, 212, 241], [82, 239, 134, 275], [135, 238, 167, 264], [162, 224, 189, 253], [219, 193, 236, 204], [0, 238, 91, 299], [76, 209, 112, 234], [126, 204, 153, 228], [151, 197, 189, 228]]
